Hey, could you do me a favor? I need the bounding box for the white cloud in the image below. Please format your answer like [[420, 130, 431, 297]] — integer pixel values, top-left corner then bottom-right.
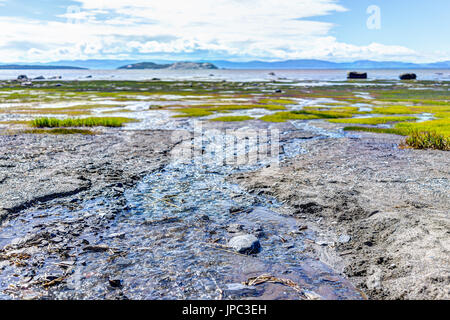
[[0, 0, 444, 63]]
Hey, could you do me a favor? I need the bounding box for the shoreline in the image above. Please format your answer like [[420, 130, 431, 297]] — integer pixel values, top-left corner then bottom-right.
[[231, 129, 449, 299], [1, 127, 448, 299], [0, 79, 448, 300]]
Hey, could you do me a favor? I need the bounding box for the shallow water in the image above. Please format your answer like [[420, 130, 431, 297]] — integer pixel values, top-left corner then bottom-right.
[[0, 116, 363, 300], [0, 68, 449, 82]]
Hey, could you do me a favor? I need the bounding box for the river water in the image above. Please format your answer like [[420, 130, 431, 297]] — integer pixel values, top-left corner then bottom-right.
[[0, 68, 449, 82], [0, 106, 366, 299]]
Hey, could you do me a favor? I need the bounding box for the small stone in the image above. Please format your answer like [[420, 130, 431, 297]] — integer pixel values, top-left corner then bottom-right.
[[109, 279, 123, 288], [227, 223, 244, 233], [228, 234, 260, 254], [83, 245, 110, 252], [282, 242, 295, 249], [338, 234, 352, 244], [222, 283, 261, 297], [107, 233, 125, 239]]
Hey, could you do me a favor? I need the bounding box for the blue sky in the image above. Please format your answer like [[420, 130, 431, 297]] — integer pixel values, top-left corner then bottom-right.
[[0, 0, 448, 63]]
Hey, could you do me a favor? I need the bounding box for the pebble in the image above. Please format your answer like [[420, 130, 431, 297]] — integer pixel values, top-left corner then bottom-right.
[[228, 234, 261, 254], [338, 234, 352, 244], [222, 283, 261, 297], [226, 223, 244, 233], [109, 279, 123, 288]]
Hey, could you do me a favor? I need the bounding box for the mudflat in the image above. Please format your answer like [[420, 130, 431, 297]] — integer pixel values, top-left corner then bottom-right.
[[0, 79, 448, 300], [232, 130, 449, 299]]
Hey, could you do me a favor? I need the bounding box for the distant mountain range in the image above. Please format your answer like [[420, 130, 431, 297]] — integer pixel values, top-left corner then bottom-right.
[[118, 62, 218, 70], [0, 65, 86, 70], [0, 59, 449, 70], [209, 59, 450, 69]]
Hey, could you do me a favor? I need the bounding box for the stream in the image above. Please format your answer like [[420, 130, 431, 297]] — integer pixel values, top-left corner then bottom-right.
[[0, 109, 365, 300]]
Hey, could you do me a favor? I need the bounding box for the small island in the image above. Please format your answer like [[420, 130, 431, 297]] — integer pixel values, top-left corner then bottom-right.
[[118, 61, 218, 70]]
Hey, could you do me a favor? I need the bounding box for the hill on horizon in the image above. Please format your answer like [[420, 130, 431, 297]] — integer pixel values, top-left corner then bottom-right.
[[1, 59, 449, 70]]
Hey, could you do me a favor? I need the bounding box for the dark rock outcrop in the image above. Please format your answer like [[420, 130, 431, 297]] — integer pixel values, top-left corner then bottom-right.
[[399, 73, 417, 80], [347, 72, 368, 79]]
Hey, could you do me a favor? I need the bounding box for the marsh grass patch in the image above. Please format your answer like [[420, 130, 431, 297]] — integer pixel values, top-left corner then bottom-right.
[[209, 116, 254, 122], [402, 130, 449, 151], [329, 116, 418, 125], [30, 117, 137, 128]]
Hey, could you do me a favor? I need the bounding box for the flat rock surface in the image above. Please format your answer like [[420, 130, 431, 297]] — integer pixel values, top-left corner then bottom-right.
[[231, 133, 450, 300], [0, 130, 177, 220]]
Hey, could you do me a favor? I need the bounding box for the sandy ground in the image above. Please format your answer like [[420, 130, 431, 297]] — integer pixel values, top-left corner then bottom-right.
[[231, 131, 450, 300]]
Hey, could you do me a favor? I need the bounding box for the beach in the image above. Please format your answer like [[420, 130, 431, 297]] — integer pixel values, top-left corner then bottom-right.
[[0, 77, 448, 300]]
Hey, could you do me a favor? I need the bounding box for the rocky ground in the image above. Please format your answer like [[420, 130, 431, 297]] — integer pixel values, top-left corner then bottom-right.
[[0, 125, 448, 300], [0, 130, 180, 222], [231, 130, 450, 300]]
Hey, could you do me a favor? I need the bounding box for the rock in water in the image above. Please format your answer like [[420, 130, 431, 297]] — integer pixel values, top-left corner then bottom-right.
[[222, 283, 261, 297], [108, 279, 123, 288], [347, 72, 367, 79], [400, 73, 417, 80], [17, 75, 29, 82], [228, 234, 261, 254], [226, 223, 244, 233]]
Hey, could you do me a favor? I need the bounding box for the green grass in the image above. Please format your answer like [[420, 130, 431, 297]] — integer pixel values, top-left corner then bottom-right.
[[292, 110, 355, 119], [371, 105, 450, 115], [259, 109, 356, 123], [343, 126, 408, 135], [343, 125, 449, 151], [172, 108, 214, 117], [395, 118, 450, 136], [209, 116, 254, 122], [304, 106, 361, 113], [259, 98, 297, 105], [23, 128, 96, 135], [435, 112, 450, 119], [371, 106, 422, 115], [259, 112, 320, 122], [403, 130, 449, 151], [208, 104, 286, 111], [172, 104, 286, 117], [30, 117, 136, 128], [329, 116, 418, 125]]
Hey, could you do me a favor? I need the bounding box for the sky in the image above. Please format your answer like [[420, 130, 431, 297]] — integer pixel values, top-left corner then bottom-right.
[[0, 0, 448, 63]]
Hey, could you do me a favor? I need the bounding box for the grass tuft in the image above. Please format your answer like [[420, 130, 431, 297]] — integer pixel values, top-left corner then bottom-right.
[[30, 117, 136, 128], [403, 130, 449, 151], [209, 116, 254, 122], [329, 116, 417, 125], [343, 126, 408, 135]]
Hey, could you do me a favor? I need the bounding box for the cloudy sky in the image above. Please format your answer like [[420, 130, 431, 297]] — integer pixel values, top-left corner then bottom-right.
[[0, 0, 449, 63]]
